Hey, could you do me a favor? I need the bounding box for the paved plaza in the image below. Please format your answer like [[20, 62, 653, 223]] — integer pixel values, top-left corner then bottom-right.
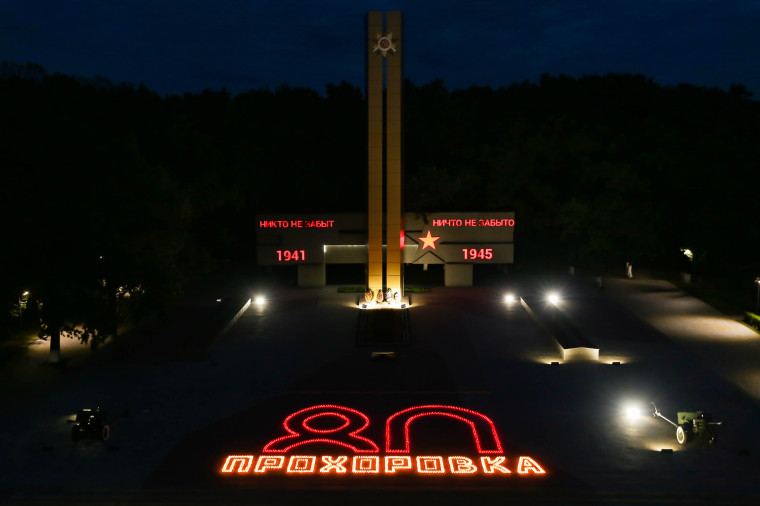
[[2, 270, 760, 504]]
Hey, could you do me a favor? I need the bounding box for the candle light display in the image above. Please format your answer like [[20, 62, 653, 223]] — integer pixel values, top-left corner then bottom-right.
[[219, 404, 545, 479]]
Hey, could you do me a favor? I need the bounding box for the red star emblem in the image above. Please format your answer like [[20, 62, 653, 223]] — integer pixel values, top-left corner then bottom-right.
[[418, 230, 440, 250]]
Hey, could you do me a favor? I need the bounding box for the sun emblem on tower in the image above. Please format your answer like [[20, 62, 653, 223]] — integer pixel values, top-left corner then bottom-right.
[[373, 33, 397, 57]]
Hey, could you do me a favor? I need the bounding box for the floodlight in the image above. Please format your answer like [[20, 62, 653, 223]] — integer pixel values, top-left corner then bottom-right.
[[254, 296, 266, 306], [547, 292, 560, 305], [623, 402, 642, 422]]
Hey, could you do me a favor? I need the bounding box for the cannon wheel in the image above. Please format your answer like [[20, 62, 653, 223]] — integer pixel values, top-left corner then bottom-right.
[[676, 425, 690, 445], [101, 425, 110, 441]]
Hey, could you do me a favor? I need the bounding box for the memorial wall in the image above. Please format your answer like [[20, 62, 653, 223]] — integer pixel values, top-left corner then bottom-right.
[[256, 212, 515, 287]]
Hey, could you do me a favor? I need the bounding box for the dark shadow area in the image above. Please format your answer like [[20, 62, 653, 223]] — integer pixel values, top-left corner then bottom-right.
[[287, 347, 456, 393], [357, 308, 409, 346], [404, 264, 444, 286], [326, 264, 365, 286], [472, 264, 510, 286]]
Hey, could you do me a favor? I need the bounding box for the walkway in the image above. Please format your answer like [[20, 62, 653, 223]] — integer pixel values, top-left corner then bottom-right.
[[602, 272, 760, 402]]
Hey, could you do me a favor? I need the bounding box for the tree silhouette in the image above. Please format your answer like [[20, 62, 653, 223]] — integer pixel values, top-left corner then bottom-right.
[[2, 64, 759, 351]]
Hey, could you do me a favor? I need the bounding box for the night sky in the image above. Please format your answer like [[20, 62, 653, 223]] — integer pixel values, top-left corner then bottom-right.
[[2, 0, 759, 96]]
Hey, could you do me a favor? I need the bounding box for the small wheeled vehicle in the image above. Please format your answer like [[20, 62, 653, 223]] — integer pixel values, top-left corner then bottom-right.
[[651, 402, 723, 445], [71, 408, 110, 443]]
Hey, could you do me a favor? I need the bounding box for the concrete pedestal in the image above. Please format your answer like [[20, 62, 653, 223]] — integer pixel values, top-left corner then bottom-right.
[[298, 264, 326, 287], [444, 264, 473, 287]]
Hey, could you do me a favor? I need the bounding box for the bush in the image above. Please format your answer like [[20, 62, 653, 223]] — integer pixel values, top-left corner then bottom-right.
[[745, 312, 760, 331]]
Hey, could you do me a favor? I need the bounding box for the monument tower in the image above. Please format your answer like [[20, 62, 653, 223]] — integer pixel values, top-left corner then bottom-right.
[[255, 13, 513, 289], [367, 11, 403, 297]]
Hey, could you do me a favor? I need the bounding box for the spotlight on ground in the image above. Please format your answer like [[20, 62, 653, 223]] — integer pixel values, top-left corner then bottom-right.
[[254, 296, 266, 307], [623, 403, 641, 421], [504, 293, 516, 303], [547, 292, 561, 305]]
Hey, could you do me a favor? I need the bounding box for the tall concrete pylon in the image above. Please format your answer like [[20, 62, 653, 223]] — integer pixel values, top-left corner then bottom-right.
[[367, 11, 403, 297]]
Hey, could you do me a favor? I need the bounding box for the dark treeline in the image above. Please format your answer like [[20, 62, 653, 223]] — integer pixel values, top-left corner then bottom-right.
[[2, 61, 759, 348]]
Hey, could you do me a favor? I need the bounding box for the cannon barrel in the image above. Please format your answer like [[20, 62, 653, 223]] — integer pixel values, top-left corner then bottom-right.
[[651, 402, 677, 427]]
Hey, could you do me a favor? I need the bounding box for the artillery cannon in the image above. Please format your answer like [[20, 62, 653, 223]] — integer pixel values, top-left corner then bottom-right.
[[651, 402, 722, 445], [71, 407, 110, 443]]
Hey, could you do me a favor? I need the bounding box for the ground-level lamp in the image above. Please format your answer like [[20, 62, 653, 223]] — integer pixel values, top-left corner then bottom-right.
[[18, 291, 29, 328]]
